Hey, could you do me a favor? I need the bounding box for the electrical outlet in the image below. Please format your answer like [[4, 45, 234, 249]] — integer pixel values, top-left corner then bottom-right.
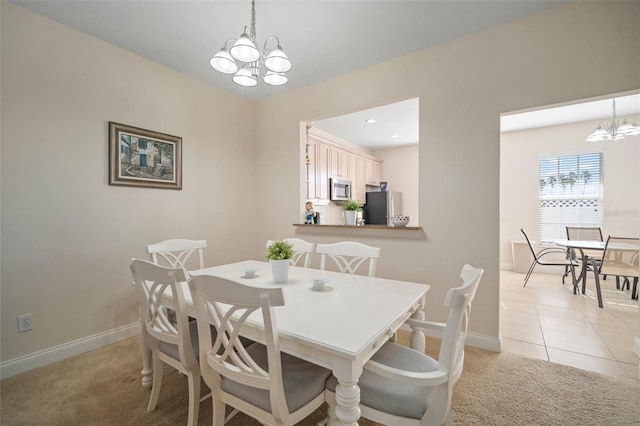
[[18, 314, 33, 333]]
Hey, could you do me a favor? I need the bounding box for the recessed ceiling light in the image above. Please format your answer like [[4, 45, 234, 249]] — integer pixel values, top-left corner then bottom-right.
[[390, 134, 400, 138], [365, 119, 377, 124]]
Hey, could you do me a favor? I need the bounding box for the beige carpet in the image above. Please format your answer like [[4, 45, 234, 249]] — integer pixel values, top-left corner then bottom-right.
[[2, 335, 639, 425]]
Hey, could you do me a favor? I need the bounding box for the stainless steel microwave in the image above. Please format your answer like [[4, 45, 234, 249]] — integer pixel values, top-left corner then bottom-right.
[[330, 177, 352, 201]]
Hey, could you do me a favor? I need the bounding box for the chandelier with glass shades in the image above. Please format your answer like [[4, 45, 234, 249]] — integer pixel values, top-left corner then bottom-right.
[[209, 0, 292, 87], [586, 99, 640, 142]]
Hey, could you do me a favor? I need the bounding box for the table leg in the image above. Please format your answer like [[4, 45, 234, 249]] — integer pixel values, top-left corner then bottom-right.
[[581, 253, 589, 294], [138, 326, 153, 389], [328, 363, 362, 426], [334, 380, 361, 426], [591, 256, 604, 308], [570, 248, 587, 294], [409, 303, 426, 353]]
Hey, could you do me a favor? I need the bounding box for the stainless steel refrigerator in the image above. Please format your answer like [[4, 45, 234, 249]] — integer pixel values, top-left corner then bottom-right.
[[363, 191, 402, 225]]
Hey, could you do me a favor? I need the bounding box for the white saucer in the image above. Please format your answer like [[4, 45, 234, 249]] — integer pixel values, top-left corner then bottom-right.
[[241, 268, 259, 279], [242, 274, 259, 279], [310, 285, 333, 292]]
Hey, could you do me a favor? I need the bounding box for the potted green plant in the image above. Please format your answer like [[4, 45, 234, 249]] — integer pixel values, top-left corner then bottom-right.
[[265, 239, 294, 283], [343, 199, 360, 226]]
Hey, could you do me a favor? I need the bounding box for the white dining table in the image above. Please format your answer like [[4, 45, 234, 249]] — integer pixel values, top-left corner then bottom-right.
[[139, 260, 430, 426]]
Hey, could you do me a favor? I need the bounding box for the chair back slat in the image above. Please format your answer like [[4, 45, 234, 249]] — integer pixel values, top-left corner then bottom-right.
[[600, 236, 639, 278], [520, 228, 538, 258], [146, 239, 207, 270], [316, 241, 381, 276], [566, 226, 603, 241]]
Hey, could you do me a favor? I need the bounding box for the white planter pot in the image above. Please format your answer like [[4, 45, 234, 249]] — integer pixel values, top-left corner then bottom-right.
[[270, 259, 290, 283], [345, 210, 357, 226]]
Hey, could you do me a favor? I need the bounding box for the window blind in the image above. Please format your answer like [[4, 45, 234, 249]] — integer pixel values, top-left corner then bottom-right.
[[538, 152, 603, 243]]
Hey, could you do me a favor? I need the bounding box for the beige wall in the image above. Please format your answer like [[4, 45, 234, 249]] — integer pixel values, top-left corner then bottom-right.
[[501, 113, 640, 269], [1, 3, 257, 361], [1, 1, 639, 366], [253, 1, 640, 342]]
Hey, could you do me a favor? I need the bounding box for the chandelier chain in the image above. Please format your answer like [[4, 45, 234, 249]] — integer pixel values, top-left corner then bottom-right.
[[612, 99, 616, 122], [585, 98, 640, 142], [250, 0, 256, 41], [209, 0, 291, 87]]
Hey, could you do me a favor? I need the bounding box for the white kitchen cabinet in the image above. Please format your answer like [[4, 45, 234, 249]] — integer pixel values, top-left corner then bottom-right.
[[329, 146, 349, 178], [365, 158, 383, 186], [307, 137, 330, 201], [316, 140, 330, 201], [305, 137, 316, 200], [350, 153, 365, 203], [305, 131, 381, 204]]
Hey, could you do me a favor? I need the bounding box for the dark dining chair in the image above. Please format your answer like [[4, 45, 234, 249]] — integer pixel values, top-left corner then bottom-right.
[[521, 228, 578, 288], [566, 226, 603, 241], [591, 236, 639, 307], [564, 226, 607, 283]]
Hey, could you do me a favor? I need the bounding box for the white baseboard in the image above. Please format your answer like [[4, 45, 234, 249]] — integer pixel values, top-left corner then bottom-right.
[[0, 322, 140, 380], [500, 262, 514, 271], [399, 324, 501, 352], [466, 332, 502, 352], [3, 320, 507, 380]]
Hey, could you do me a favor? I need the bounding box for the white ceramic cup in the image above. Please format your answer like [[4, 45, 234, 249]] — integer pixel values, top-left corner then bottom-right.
[[312, 279, 326, 291], [243, 269, 257, 278]]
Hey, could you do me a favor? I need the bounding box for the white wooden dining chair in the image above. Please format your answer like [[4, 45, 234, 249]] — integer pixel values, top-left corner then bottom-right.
[[188, 275, 331, 426], [146, 239, 208, 324], [146, 238, 207, 270], [130, 259, 207, 426], [315, 241, 381, 276], [266, 238, 315, 268], [325, 264, 484, 426]]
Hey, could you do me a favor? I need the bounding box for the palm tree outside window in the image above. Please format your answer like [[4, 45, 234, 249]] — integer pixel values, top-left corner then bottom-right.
[[538, 152, 603, 243]]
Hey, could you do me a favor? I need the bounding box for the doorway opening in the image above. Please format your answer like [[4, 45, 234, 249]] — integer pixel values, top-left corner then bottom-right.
[[499, 91, 640, 379]]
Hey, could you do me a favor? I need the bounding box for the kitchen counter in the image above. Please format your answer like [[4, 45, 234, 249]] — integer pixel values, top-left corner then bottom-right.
[[293, 223, 425, 241], [292, 223, 422, 231]]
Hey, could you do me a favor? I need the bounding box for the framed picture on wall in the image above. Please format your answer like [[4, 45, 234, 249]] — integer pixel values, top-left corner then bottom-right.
[[109, 121, 182, 189]]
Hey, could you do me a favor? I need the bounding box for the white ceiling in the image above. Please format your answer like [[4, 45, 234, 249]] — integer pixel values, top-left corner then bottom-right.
[[501, 93, 640, 133], [15, 1, 639, 150], [12, 0, 565, 101], [312, 98, 419, 150], [313, 93, 640, 150]]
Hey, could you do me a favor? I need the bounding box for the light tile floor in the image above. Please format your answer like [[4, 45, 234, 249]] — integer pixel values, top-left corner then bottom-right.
[[500, 269, 639, 380]]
